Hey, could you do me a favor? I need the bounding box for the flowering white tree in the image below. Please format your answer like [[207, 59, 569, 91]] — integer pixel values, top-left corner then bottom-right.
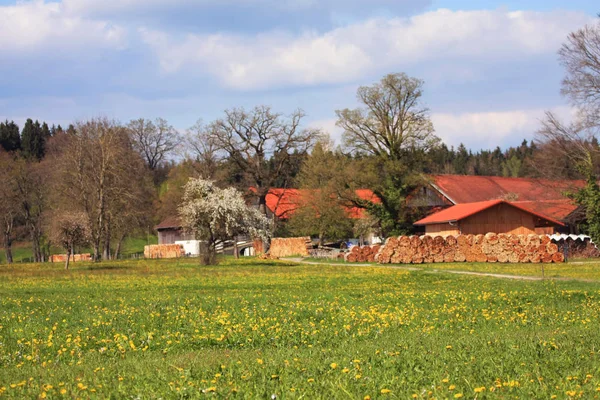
[[179, 178, 272, 264]]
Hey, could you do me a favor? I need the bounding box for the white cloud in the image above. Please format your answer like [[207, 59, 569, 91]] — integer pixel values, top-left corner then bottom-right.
[[431, 106, 575, 148], [0, 1, 126, 53], [141, 8, 591, 90], [308, 118, 343, 142]]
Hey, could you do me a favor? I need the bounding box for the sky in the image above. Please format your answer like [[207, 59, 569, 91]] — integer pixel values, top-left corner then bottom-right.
[[0, 0, 597, 151]]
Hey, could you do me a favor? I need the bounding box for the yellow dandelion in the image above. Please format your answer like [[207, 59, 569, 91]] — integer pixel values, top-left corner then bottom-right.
[[454, 394, 463, 398], [380, 389, 391, 394], [330, 363, 338, 369]]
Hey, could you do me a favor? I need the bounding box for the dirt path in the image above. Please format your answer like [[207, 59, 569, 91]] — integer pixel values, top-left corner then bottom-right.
[[282, 258, 576, 282]]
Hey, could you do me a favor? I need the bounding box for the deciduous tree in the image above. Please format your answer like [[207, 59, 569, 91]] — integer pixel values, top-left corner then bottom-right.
[[128, 118, 181, 171], [336, 73, 440, 236], [179, 178, 271, 265], [205, 106, 321, 216], [50, 212, 91, 270], [58, 118, 154, 261]]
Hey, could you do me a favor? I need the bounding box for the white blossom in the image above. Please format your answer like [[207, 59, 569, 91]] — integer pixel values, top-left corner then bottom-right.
[[179, 178, 272, 248]]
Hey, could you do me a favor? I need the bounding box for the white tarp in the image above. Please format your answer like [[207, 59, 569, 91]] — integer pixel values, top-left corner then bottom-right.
[[175, 240, 204, 256], [548, 234, 594, 243]]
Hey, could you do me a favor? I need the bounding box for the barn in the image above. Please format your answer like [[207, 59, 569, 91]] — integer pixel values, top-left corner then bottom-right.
[[155, 216, 193, 245], [413, 175, 584, 233], [414, 199, 565, 237]]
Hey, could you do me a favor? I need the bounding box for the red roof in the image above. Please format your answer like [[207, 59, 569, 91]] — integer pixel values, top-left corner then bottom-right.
[[431, 175, 584, 203], [414, 199, 565, 227], [430, 175, 582, 220], [265, 188, 380, 220], [513, 200, 579, 221]]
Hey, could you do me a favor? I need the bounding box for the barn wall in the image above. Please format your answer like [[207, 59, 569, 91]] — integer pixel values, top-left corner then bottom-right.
[[425, 223, 460, 237], [158, 229, 194, 245], [459, 203, 538, 235]]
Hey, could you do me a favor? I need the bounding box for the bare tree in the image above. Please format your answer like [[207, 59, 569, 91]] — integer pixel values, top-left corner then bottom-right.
[[206, 106, 321, 215], [128, 118, 181, 170], [12, 158, 47, 262], [336, 73, 439, 162], [185, 120, 220, 179], [50, 212, 91, 270], [535, 17, 600, 179], [560, 17, 600, 119], [58, 118, 154, 261], [534, 17, 600, 239], [0, 151, 19, 263]]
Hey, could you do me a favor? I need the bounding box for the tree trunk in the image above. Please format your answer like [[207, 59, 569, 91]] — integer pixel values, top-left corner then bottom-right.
[[93, 240, 101, 262], [318, 232, 324, 248], [200, 241, 217, 265], [258, 194, 271, 253], [102, 222, 111, 261], [234, 236, 239, 259], [114, 234, 126, 260], [65, 244, 71, 270], [3, 217, 13, 264], [31, 227, 42, 263], [3, 234, 13, 264]]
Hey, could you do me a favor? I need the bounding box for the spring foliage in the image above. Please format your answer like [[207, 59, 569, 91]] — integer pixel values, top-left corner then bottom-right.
[[179, 178, 271, 262]]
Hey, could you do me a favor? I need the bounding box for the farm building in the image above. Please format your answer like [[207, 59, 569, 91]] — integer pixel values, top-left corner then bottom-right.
[[263, 188, 379, 220], [155, 216, 193, 245], [156, 188, 381, 245], [414, 175, 584, 233], [414, 199, 565, 237]]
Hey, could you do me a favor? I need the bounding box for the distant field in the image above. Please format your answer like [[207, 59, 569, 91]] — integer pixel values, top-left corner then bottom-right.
[[0, 235, 158, 263], [1, 258, 600, 398]]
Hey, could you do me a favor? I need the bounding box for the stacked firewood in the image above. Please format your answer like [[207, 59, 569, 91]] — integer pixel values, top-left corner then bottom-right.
[[344, 245, 381, 263], [374, 233, 564, 264], [269, 237, 312, 258], [49, 253, 92, 263], [144, 244, 185, 259]]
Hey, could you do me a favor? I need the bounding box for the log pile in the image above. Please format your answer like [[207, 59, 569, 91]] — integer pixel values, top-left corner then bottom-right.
[[268, 237, 312, 258], [374, 233, 564, 264], [144, 244, 185, 259], [253, 239, 265, 256], [344, 245, 381, 263], [49, 253, 92, 263]]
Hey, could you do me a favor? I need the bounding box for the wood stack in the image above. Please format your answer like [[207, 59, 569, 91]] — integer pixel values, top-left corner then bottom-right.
[[375, 233, 564, 264], [253, 239, 265, 256], [344, 245, 381, 263], [49, 253, 92, 263], [144, 244, 185, 259], [268, 237, 312, 258]]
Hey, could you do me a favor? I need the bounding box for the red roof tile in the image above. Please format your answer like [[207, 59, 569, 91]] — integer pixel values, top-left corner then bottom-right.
[[512, 200, 579, 221], [266, 188, 380, 220], [414, 200, 565, 227], [431, 175, 584, 204]]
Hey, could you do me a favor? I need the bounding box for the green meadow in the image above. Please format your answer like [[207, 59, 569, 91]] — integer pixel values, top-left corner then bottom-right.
[[1, 258, 600, 399]]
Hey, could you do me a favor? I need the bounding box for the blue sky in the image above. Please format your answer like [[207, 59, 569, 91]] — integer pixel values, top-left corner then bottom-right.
[[0, 0, 597, 150]]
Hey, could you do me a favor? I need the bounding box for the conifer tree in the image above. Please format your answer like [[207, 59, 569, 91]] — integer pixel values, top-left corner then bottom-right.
[[21, 119, 45, 160], [0, 120, 21, 152]]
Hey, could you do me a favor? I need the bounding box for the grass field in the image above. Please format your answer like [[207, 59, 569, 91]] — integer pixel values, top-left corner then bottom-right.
[[305, 256, 600, 281], [0, 235, 158, 263], [1, 258, 600, 399]]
